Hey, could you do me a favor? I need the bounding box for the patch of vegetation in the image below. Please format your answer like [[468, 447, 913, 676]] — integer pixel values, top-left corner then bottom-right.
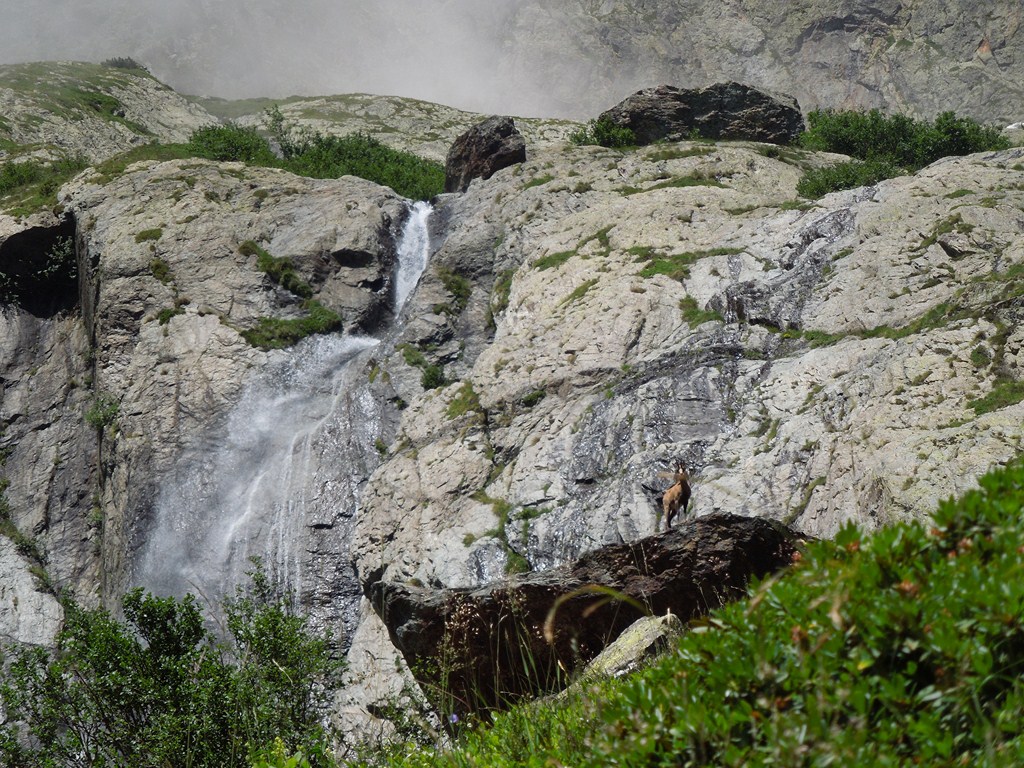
[[489, 269, 515, 318], [239, 240, 313, 298], [150, 257, 172, 284], [0, 155, 88, 216], [523, 174, 555, 189], [796, 109, 1010, 197], [446, 381, 482, 420], [619, 173, 726, 196], [241, 301, 342, 350], [187, 125, 278, 164], [679, 295, 724, 327], [636, 247, 743, 283], [520, 389, 546, 408], [967, 378, 1024, 415], [568, 118, 636, 148], [398, 343, 446, 391], [0, 565, 338, 768], [559, 278, 599, 307], [269, 108, 444, 200], [84, 394, 120, 430], [796, 158, 903, 198], [101, 57, 149, 73], [134, 227, 163, 243], [156, 306, 185, 325], [645, 146, 714, 161], [374, 456, 1024, 768], [533, 250, 576, 271], [434, 267, 472, 316], [0, 478, 48, 575]]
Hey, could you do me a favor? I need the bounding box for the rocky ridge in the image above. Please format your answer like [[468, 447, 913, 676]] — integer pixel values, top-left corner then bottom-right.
[[0, 62, 215, 162]]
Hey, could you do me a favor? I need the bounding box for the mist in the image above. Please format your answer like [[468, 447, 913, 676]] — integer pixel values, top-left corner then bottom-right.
[[0, 0, 575, 116]]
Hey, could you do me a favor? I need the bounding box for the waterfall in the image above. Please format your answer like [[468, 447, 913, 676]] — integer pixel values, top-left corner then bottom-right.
[[393, 200, 432, 311], [134, 201, 432, 636]]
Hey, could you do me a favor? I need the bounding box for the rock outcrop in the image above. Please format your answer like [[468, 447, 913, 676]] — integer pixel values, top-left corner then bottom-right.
[[444, 116, 527, 193], [599, 83, 805, 145], [370, 515, 800, 715], [0, 62, 216, 163]]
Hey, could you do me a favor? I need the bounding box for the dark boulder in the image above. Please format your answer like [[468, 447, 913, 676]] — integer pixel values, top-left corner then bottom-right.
[[367, 514, 801, 719], [600, 82, 805, 146], [444, 116, 527, 193]]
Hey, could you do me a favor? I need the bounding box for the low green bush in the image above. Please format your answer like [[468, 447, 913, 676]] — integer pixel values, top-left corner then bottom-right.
[[280, 131, 444, 201], [187, 125, 278, 164], [796, 157, 904, 198], [569, 118, 636, 149], [796, 109, 1010, 197]]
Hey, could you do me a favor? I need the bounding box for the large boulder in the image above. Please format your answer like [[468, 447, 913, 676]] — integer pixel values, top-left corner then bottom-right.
[[444, 116, 527, 193], [599, 82, 805, 145], [368, 514, 801, 718]]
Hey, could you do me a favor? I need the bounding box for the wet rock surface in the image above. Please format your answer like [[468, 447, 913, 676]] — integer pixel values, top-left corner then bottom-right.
[[370, 515, 800, 715]]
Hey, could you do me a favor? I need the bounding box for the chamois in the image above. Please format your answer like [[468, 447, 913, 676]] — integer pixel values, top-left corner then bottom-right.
[[659, 462, 691, 531]]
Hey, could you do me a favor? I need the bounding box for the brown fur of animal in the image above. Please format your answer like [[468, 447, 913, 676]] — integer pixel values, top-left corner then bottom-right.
[[659, 462, 691, 530]]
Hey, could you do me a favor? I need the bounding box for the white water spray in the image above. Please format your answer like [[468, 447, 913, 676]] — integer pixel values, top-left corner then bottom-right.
[[134, 201, 433, 628], [393, 200, 432, 312]]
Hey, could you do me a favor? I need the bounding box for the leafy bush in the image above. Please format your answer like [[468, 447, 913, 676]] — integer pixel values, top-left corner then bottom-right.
[[187, 125, 278, 165], [280, 131, 444, 201], [796, 157, 904, 198], [374, 456, 1024, 767], [796, 109, 1010, 197], [569, 118, 636, 149], [0, 566, 338, 768], [84, 394, 120, 429]]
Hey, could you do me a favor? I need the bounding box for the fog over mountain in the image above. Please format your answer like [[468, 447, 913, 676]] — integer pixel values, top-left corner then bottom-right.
[[0, 0, 534, 114], [3, 1, 1022, 127]]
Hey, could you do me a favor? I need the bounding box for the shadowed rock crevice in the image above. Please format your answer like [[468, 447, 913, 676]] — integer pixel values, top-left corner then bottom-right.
[[0, 216, 78, 318], [368, 514, 801, 717]]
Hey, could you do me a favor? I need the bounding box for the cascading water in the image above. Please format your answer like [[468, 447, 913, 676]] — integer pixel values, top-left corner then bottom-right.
[[134, 201, 432, 638]]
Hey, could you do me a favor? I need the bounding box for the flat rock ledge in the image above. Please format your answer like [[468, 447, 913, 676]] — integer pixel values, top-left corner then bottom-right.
[[367, 514, 801, 718]]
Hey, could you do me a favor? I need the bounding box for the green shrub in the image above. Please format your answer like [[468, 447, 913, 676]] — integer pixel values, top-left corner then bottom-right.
[[84, 394, 119, 429], [796, 109, 1010, 197], [187, 125, 277, 165], [569, 118, 636, 148], [796, 158, 904, 198], [280, 131, 444, 201], [421, 364, 446, 391], [0, 566, 338, 768]]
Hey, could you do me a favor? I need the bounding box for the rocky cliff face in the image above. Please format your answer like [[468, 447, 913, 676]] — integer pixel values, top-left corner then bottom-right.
[[1, 65, 1023, 734], [498, 0, 1024, 122]]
